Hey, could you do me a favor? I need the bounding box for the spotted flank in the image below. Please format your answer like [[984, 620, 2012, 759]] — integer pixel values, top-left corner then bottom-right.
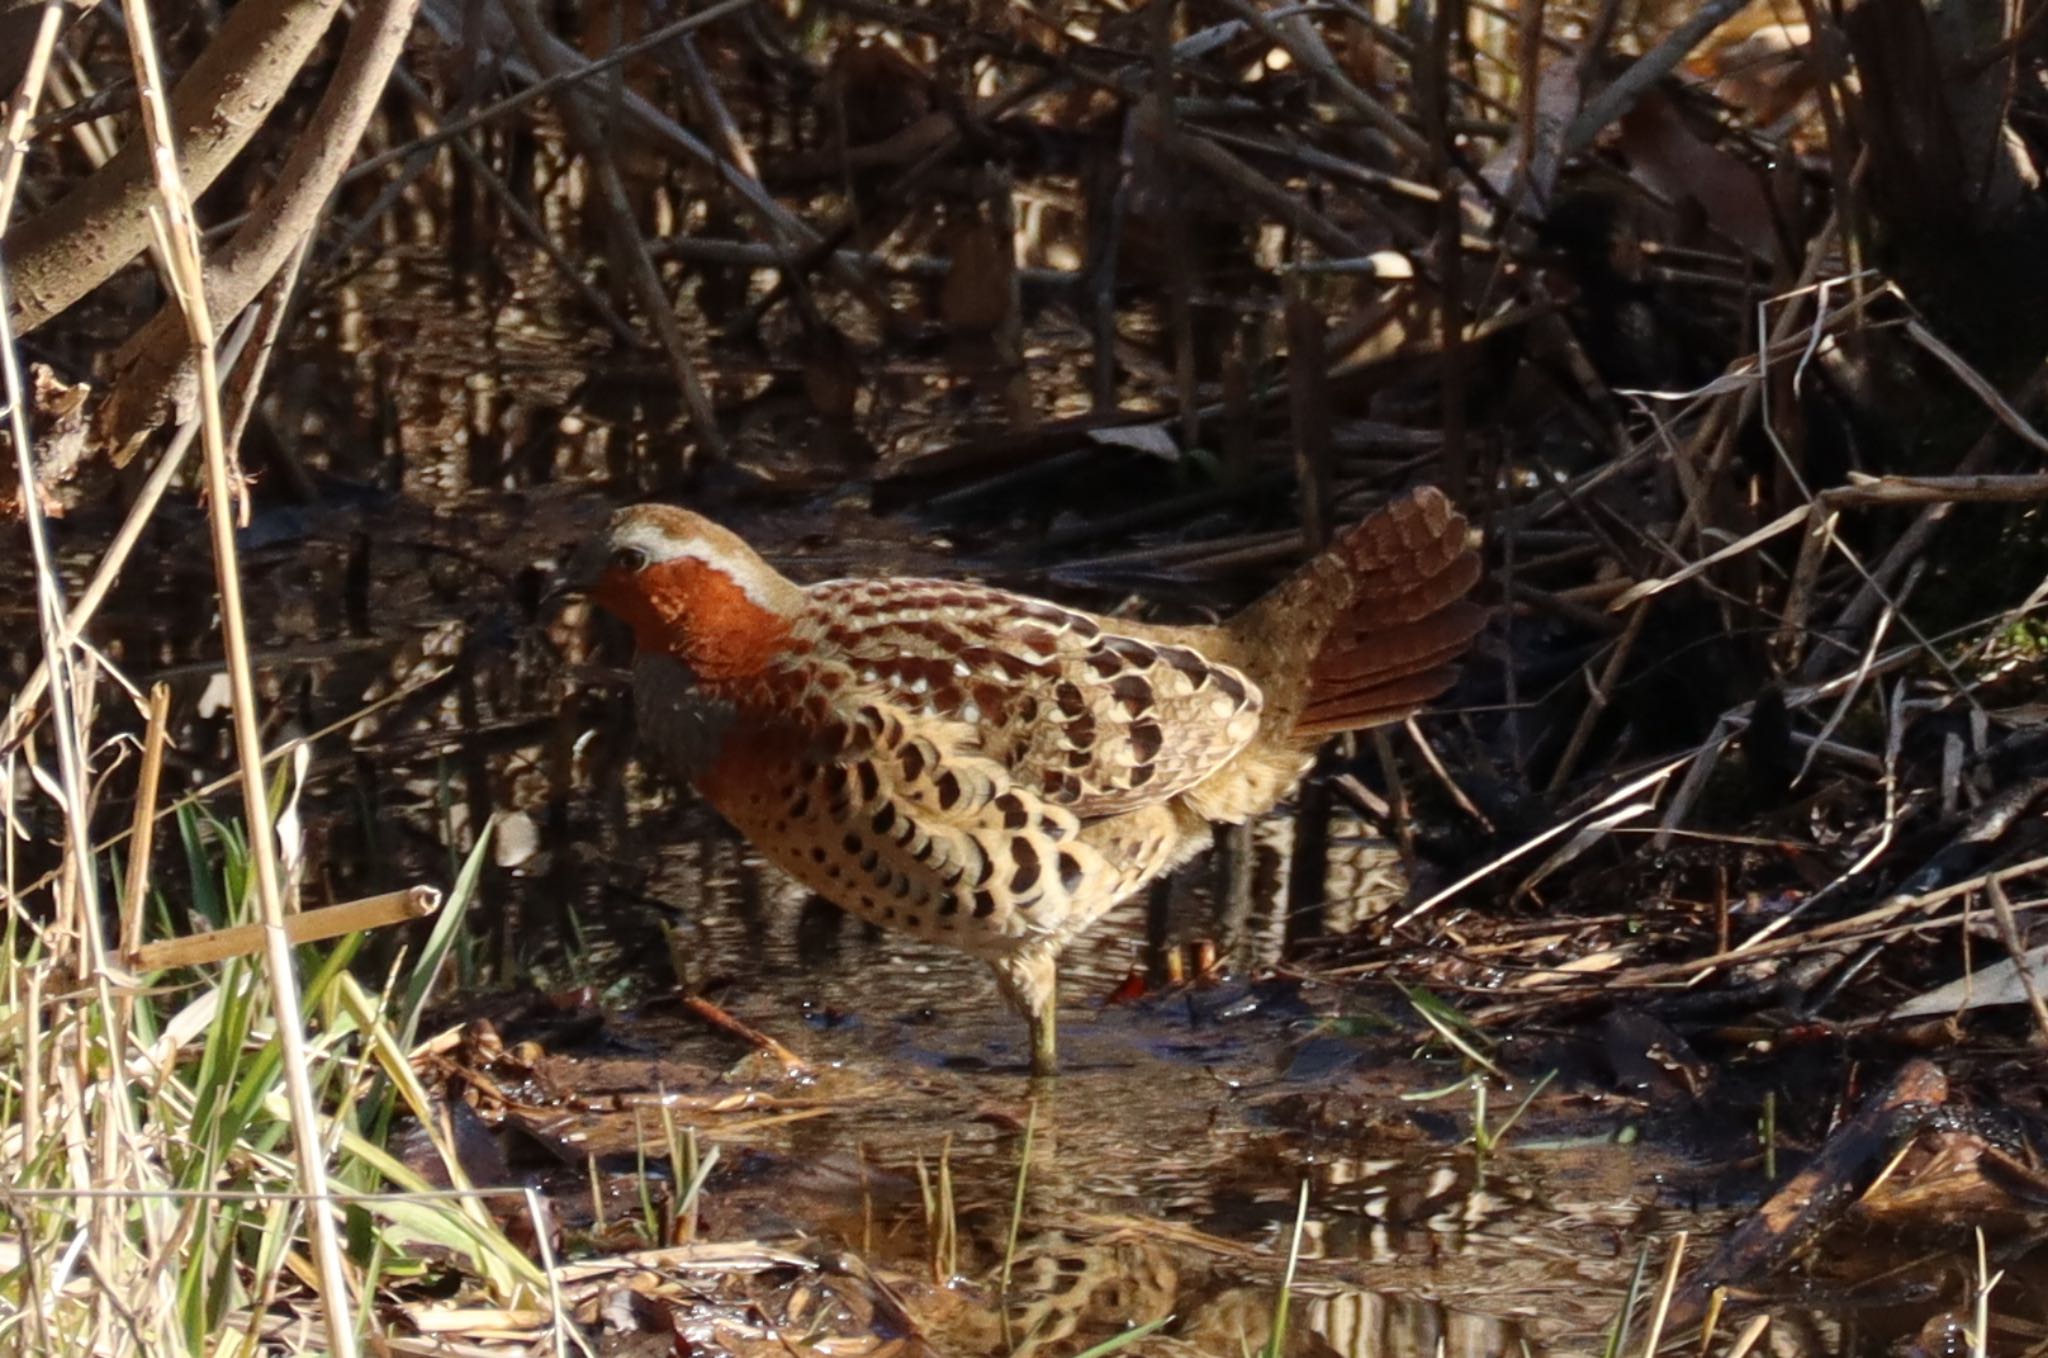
[[801, 579, 1265, 816], [673, 669, 1167, 955]]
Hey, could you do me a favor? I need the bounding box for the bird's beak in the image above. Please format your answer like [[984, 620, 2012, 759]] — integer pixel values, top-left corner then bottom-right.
[[542, 538, 609, 608]]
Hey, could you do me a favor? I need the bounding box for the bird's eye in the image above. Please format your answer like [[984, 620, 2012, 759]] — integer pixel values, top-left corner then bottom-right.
[[610, 546, 649, 572]]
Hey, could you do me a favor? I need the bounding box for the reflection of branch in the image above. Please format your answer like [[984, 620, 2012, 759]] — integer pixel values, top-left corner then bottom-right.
[[5, 0, 344, 334], [96, 0, 423, 456], [501, 0, 726, 467]]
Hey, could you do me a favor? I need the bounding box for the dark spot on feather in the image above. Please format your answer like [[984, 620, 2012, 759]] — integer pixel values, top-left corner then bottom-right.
[[811, 847, 827, 863], [1015, 602, 1097, 639], [857, 704, 884, 732], [899, 743, 926, 780], [935, 770, 962, 810], [1015, 600, 1067, 627], [972, 890, 997, 918], [995, 793, 1028, 829], [1055, 682, 1087, 717], [1211, 669, 1248, 704], [871, 804, 896, 835], [1040, 769, 1066, 796], [1010, 839, 1041, 893], [1019, 696, 1039, 721], [1067, 749, 1092, 769], [1010, 628, 1059, 657], [894, 878, 913, 899], [1107, 637, 1157, 666], [1161, 647, 1208, 679], [1110, 675, 1152, 716], [842, 832, 862, 855], [789, 793, 811, 819], [1067, 714, 1096, 746], [970, 683, 1009, 724], [906, 913, 921, 928], [973, 851, 995, 886], [1130, 722, 1164, 762], [856, 761, 880, 801], [1058, 852, 1084, 893], [1130, 764, 1155, 788], [859, 849, 879, 872], [939, 895, 959, 915], [824, 765, 850, 803]]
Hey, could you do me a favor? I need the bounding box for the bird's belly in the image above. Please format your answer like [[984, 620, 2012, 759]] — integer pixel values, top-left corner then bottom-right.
[[687, 729, 1034, 957], [705, 780, 1037, 958]]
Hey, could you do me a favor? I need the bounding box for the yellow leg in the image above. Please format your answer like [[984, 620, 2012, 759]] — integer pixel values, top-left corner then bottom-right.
[[990, 952, 1061, 1077], [1029, 978, 1058, 1078]]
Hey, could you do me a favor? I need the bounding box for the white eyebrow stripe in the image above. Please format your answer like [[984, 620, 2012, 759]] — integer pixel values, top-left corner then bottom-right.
[[616, 521, 780, 610]]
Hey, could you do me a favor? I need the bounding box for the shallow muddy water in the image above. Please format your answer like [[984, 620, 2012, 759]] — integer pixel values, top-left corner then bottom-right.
[[480, 831, 1757, 1358]]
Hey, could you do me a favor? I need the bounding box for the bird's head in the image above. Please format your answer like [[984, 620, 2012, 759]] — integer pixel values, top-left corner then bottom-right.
[[553, 505, 803, 679]]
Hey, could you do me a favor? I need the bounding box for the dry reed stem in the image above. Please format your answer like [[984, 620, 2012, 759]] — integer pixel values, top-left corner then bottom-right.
[[130, 885, 443, 970], [119, 2, 357, 1350], [1389, 754, 1692, 928], [11, 660, 457, 905], [0, 0, 65, 229], [0, 311, 258, 751], [1984, 881, 2048, 1043], [1637, 1230, 1686, 1357], [0, 11, 179, 1356]]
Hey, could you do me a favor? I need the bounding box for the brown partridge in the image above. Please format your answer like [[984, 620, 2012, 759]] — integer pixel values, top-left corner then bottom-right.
[[559, 489, 1483, 1075]]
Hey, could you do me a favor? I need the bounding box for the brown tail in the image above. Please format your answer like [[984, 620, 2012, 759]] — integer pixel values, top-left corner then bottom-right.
[[1237, 487, 1484, 740]]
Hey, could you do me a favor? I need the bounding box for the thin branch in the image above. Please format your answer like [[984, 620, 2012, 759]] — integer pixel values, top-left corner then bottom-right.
[[121, 2, 359, 1351]]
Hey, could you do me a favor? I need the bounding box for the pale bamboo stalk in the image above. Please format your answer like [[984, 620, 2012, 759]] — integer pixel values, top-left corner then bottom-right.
[[115, 687, 173, 937], [118, 5, 357, 1353], [0, 0, 67, 228], [131, 887, 442, 971], [116, 686, 174, 1023]]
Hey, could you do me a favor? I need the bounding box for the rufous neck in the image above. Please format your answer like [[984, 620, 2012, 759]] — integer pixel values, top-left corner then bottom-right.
[[601, 557, 794, 680]]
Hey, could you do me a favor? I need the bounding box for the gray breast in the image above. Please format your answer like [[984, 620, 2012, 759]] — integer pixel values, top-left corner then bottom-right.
[[632, 652, 738, 784]]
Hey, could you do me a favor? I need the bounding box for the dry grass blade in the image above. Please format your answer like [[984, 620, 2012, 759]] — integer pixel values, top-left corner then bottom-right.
[[119, 1, 356, 1350]]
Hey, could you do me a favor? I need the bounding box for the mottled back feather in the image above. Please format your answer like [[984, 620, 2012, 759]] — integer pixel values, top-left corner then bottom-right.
[[634, 653, 1177, 954], [794, 578, 1264, 817]]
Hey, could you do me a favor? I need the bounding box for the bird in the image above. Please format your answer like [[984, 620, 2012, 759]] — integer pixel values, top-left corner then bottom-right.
[[555, 488, 1483, 1076]]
